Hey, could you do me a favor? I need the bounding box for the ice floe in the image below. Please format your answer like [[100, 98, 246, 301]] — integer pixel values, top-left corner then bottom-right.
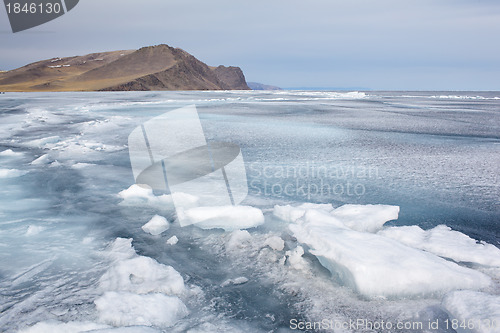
[[166, 236, 179, 245], [330, 204, 399, 233], [178, 205, 264, 231], [141, 215, 169, 236], [273, 203, 334, 223], [379, 225, 500, 267], [285, 206, 492, 298], [93, 238, 188, 328], [99, 239, 185, 295], [117, 184, 198, 211], [273, 203, 398, 233], [30, 154, 51, 165]]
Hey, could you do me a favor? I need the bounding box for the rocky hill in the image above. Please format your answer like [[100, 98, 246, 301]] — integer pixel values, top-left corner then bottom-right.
[[0, 44, 250, 92], [247, 82, 282, 90]]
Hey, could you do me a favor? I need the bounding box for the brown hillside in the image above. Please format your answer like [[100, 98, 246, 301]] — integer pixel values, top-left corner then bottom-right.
[[0, 45, 250, 92]]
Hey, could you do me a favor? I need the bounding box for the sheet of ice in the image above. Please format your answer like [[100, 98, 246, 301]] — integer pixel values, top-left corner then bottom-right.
[[95, 291, 188, 327], [18, 321, 109, 333], [178, 205, 265, 231], [273, 203, 333, 223], [379, 225, 500, 267], [289, 208, 492, 298], [30, 154, 51, 165], [330, 204, 399, 233], [166, 236, 178, 245], [273, 203, 398, 233], [71, 162, 96, 169], [118, 185, 198, 211], [0, 149, 24, 157], [221, 277, 249, 287], [26, 136, 61, 148], [141, 215, 169, 236], [0, 168, 28, 178], [442, 291, 500, 333]]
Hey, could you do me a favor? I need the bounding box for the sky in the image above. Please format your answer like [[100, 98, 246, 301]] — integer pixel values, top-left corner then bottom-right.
[[1, 0, 500, 90]]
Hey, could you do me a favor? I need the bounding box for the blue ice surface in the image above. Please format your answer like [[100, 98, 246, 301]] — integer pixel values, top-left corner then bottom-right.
[[0, 90, 498, 332]]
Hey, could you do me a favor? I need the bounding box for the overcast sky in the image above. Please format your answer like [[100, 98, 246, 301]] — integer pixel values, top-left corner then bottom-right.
[[1, 0, 499, 90]]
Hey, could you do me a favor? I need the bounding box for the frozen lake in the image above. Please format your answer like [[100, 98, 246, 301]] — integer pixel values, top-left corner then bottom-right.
[[0, 91, 499, 332]]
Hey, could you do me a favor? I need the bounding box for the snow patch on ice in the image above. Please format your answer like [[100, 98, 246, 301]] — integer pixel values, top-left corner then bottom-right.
[[95, 291, 188, 327], [82, 237, 94, 244], [141, 215, 169, 236], [330, 204, 399, 233], [179, 205, 264, 231], [18, 320, 109, 333], [103, 238, 137, 261], [118, 185, 198, 211], [26, 136, 61, 149], [91, 328, 160, 333], [226, 230, 252, 250], [99, 239, 185, 295], [91, 327, 160, 333], [442, 290, 500, 333], [221, 277, 249, 287], [0, 168, 28, 178], [71, 162, 96, 169], [0, 149, 24, 157], [186, 322, 249, 333], [26, 225, 45, 236], [379, 225, 500, 267], [285, 246, 309, 272], [264, 236, 285, 251]]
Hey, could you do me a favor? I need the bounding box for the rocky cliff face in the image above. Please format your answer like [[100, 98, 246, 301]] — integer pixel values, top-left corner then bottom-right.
[[0, 44, 250, 92], [213, 66, 249, 90]]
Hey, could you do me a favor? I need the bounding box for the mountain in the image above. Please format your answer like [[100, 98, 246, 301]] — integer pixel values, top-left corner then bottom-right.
[[247, 82, 282, 90], [0, 44, 250, 92]]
